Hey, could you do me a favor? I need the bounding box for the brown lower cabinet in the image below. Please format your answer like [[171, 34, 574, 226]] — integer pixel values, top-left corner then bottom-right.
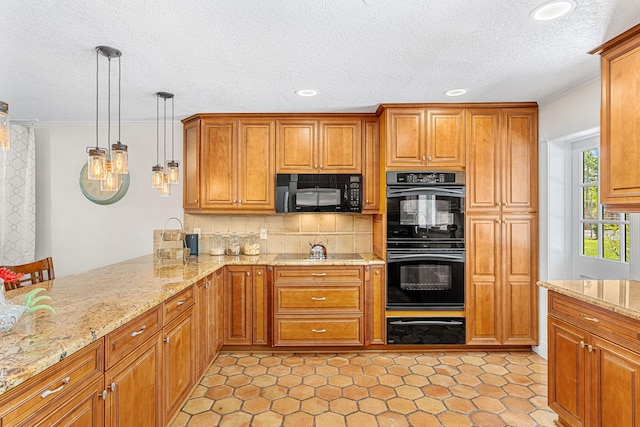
[[223, 265, 268, 346], [548, 291, 640, 426], [195, 274, 217, 378]]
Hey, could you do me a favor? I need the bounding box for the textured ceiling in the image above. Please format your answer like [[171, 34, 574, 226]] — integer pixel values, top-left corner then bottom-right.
[[3, 0, 640, 122]]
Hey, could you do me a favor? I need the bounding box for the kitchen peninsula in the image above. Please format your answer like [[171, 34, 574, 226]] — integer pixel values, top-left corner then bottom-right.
[[539, 279, 640, 426], [0, 253, 383, 426]]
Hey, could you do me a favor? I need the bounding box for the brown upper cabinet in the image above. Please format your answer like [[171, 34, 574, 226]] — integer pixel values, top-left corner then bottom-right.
[[590, 23, 640, 211], [182, 116, 276, 213], [362, 119, 380, 213], [275, 118, 362, 173], [382, 107, 465, 169]]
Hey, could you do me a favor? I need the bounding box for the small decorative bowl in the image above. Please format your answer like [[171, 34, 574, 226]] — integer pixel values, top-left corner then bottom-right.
[[0, 304, 26, 332]]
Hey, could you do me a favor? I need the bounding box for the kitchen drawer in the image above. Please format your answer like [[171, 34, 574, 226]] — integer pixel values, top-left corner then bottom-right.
[[275, 286, 362, 313], [0, 339, 104, 427], [549, 292, 640, 352], [274, 266, 363, 284], [274, 316, 363, 346], [164, 286, 194, 326], [105, 305, 162, 369]]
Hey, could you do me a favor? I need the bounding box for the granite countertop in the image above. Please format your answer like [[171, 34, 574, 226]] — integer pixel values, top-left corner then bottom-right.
[[0, 253, 383, 396], [538, 279, 640, 321]]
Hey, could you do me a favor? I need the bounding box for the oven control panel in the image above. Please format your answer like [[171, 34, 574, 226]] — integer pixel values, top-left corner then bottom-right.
[[390, 171, 458, 184]]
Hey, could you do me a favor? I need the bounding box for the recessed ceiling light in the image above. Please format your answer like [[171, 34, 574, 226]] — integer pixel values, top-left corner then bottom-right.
[[530, 0, 576, 21], [295, 89, 318, 97], [444, 88, 467, 97], [361, 0, 390, 7]]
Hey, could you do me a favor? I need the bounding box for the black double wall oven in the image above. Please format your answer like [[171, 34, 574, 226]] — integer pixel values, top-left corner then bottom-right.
[[386, 171, 466, 345]]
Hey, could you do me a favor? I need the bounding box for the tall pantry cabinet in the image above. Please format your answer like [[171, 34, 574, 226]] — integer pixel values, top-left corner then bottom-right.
[[465, 107, 538, 346]]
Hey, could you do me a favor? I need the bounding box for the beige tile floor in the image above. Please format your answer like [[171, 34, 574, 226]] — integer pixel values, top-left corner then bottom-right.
[[169, 351, 557, 427]]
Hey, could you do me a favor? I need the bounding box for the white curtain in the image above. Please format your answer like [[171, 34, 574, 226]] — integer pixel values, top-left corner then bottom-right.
[[0, 124, 36, 265]]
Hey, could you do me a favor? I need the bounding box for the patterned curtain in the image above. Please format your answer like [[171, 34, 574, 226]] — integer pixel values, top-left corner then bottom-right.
[[0, 124, 36, 264]]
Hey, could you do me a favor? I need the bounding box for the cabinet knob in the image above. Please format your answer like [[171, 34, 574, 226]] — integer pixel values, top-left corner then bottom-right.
[[238, 200, 242, 204], [110, 383, 116, 392], [580, 340, 585, 348], [164, 337, 170, 344], [320, 164, 323, 169], [257, 271, 262, 276], [428, 156, 432, 161], [314, 164, 318, 169], [588, 344, 593, 353], [375, 270, 380, 275], [233, 199, 237, 203], [422, 156, 426, 161], [246, 271, 251, 276]]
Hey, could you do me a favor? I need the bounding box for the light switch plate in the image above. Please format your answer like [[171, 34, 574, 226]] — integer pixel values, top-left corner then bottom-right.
[[260, 228, 268, 239]]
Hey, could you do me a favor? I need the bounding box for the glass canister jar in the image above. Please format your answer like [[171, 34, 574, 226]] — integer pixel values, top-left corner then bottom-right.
[[226, 233, 241, 255], [209, 233, 225, 256], [243, 232, 261, 255]]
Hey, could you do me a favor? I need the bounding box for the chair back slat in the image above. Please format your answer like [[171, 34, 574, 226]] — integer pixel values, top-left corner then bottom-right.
[[2, 257, 55, 291]]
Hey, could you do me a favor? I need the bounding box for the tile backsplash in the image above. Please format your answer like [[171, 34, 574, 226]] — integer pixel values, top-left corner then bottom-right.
[[184, 213, 372, 254]]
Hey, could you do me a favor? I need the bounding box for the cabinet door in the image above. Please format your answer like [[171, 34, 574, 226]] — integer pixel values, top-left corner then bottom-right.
[[502, 213, 538, 345], [105, 333, 163, 427], [501, 108, 537, 212], [466, 213, 502, 345], [384, 108, 425, 168], [465, 109, 501, 211], [214, 269, 224, 352], [17, 377, 104, 427], [252, 266, 269, 345], [362, 119, 380, 212], [238, 120, 275, 210], [164, 308, 196, 421], [599, 35, 640, 207], [183, 119, 200, 210], [591, 336, 640, 427], [195, 276, 216, 378], [318, 119, 361, 173], [224, 266, 252, 345], [548, 317, 588, 427], [425, 108, 465, 168], [276, 119, 317, 172], [200, 119, 238, 209], [366, 265, 385, 345]]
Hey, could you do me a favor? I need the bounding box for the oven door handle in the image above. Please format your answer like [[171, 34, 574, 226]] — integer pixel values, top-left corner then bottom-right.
[[387, 253, 465, 262], [387, 187, 465, 197], [389, 320, 464, 326]]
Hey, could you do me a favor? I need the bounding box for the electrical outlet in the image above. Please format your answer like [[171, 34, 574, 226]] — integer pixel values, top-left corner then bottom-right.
[[194, 228, 201, 238], [260, 228, 268, 239]]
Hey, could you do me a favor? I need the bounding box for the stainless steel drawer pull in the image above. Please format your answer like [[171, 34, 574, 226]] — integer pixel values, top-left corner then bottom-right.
[[580, 313, 600, 323], [41, 377, 70, 398], [131, 325, 146, 337], [311, 297, 326, 301], [580, 340, 586, 348], [176, 299, 186, 306], [312, 329, 326, 333], [311, 273, 326, 277]]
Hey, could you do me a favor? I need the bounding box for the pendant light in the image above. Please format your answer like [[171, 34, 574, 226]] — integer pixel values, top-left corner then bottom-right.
[[154, 92, 176, 196], [0, 102, 10, 151], [86, 46, 126, 191], [166, 96, 179, 184]]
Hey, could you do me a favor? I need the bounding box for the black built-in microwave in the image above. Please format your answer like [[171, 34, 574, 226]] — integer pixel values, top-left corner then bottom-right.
[[275, 174, 362, 213]]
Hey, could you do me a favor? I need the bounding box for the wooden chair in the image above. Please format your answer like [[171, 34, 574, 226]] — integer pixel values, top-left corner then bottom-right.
[[2, 257, 55, 291]]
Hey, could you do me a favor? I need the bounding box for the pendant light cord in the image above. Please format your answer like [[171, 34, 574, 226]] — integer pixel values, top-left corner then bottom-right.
[[163, 96, 167, 166], [156, 94, 160, 166], [95, 49, 99, 150], [118, 56, 121, 142], [171, 96, 175, 160]]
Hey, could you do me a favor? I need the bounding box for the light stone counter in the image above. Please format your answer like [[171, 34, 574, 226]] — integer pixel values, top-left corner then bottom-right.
[[0, 253, 383, 395], [538, 279, 640, 321]]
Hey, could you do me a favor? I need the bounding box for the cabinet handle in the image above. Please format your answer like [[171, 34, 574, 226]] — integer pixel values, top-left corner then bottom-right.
[[164, 337, 170, 344], [375, 270, 380, 275], [110, 382, 116, 392], [314, 164, 318, 169], [311, 273, 326, 277], [257, 271, 262, 276], [176, 299, 186, 306], [422, 156, 426, 161], [100, 390, 108, 400], [312, 329, 326, 333], [580, 340, 585, 348], [580, 313, 600, 323], [246, 271, 251, 276], [233, 199, 237, 203], [311, 297, 326, 301], [131, 325, 146, 337], [320, 164, 323, 169], [497, 203, 502, 207], [588, 344, 593, 353], [238, 200, 242, 204], [428, 156, 432, 161], [41, 377, 70, 399]]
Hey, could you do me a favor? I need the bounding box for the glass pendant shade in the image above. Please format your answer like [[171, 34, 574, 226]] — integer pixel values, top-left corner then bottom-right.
[[100, 160, 121, 192], [0, 102, 9, 151], [112, 142, 129, 174], [167, 160, 180, 184], [87, 148, 107, 180], [152, 165, 164, 188], [159, 175, 171, 197]]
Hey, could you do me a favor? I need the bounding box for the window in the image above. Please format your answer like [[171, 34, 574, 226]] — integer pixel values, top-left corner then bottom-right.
[[578, 148, 630, 263]]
